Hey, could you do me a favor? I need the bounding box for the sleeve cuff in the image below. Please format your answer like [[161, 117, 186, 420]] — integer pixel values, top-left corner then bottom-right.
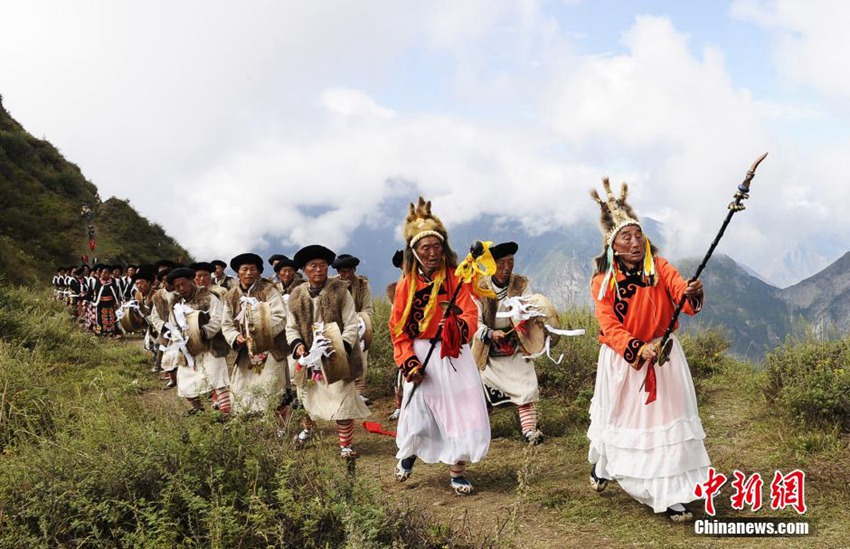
[[290, 338, 304, 359], [457, 318, 470, 343], [399, 354, 423, 380], [623, 338, 644, 364]]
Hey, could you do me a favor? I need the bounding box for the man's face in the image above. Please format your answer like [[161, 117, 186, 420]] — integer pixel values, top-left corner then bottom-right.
[[414, 236, 444, 275], [494, 255, 514, 284], [126, 267, 137, 278], [100, 269, 112, 279], [279, 266, 296, 285], [112, 269, 122, 278], [238, 264, 259, 288], [612, 225, 645, 269], [214, 265, 225, 277], [174, 277, 195, 299], [304, 259, 329, 286], [194, 270, 211, 288], [336, 267, 356, 281], [135, 279, 151, 294]]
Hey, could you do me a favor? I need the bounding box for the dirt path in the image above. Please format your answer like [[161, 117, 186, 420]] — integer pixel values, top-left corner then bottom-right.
[[128, 334, 847, 548]]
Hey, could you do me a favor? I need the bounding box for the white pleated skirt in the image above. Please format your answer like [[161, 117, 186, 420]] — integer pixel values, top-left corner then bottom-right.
[[396, 340, 491, 464], [177, 351, 230, 399], [230, 354, 287, 415], [480, 352, 540, 406], [587, 336, 711, 513]]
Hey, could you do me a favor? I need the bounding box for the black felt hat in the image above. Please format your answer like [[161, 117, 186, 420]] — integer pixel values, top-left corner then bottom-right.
[[293, 245, 336, 270], [155, 259, 178, 270], [188, 261, 214, 273], [268, 254, 286, 266], [131, 265, 157, 283], [229, 253, 264, 274], [332, 254, 360, 270], [490, 241, 519, 260], [391, 249, 404, 269], [210, 259, 227, 268], [166, 267, 196, 285], [273, 256, 298, 273]]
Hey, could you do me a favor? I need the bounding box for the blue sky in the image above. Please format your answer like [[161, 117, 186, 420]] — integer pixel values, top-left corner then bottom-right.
[[1, 0, 848, 286]]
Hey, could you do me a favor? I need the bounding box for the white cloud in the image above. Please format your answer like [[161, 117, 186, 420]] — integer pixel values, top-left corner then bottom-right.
[[2, 2, 849, 285], [732, 0, 850, 101]]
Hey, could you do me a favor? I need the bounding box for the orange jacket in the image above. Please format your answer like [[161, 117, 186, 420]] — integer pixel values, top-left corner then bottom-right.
[[390, 267, 478, 376], [590, 256, 703, 365]]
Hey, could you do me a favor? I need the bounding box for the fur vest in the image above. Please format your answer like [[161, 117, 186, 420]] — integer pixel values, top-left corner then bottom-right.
[[348, 275, 371, 314], [224, 279, 289, 360], [180, 286, 230, 358], [281, 276, 306, 295], [288, 277, 363, 380], [471, 274, 529, 369], [385, 281, 398, 303]]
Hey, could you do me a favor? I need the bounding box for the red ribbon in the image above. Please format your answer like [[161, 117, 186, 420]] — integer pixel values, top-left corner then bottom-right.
[[440, 310, 462, 359], [362, 421, 396, 437], [643, 361, 657, 405]]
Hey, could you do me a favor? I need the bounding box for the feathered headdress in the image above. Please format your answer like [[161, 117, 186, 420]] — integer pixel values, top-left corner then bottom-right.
[[392, 196, 458, 336], [590, 178, 656, 300], [403, 197, 448, 249]]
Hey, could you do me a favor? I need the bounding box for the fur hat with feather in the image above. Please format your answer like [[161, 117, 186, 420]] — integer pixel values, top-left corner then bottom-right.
[[400, 196, 457, 273]]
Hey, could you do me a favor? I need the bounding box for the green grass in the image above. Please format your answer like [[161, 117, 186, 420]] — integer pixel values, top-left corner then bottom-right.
[[1, 288, 848, 548]]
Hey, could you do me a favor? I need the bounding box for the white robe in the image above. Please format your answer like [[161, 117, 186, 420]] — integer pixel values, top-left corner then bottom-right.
[[285, 288, 369, 422], [396, 340, 490, 464], [221, 282, 288, 415], [476, 282, 540, 406], [587, 335, 710, 513]]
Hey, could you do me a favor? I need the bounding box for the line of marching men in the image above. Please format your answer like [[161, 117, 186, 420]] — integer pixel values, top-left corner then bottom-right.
[[52, 188, 712, 521], [56, 240, 560, 496]]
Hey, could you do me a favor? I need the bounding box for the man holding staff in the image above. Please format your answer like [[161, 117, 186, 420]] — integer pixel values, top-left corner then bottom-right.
[[390, 197, 490, 495], [586, 179, 710, 522]]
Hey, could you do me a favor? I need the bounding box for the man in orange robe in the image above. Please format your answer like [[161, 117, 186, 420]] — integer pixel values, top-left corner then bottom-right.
[[390, 197, 490, 495], [587, 179, 711, 522]]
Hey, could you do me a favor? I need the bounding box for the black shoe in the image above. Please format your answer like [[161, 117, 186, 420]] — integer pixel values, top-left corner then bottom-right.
[[666, 506, 694, 522], [164, 379, 177, 390], [186, 408, 202, 417], [590, 464, 609, 493]]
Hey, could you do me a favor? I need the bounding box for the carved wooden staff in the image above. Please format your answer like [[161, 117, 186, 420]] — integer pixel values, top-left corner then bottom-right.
[[652, 152, 769, 371], [404, 240, 486, 409]]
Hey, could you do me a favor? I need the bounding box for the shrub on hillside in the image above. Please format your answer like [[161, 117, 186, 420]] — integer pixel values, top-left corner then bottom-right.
[[679, 325, 731, 381], [765, 338, 850, 432]]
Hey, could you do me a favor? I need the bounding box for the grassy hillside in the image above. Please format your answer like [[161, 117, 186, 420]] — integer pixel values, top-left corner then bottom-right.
[[1, 286, 847, 547], [0, 95, 191, 285]]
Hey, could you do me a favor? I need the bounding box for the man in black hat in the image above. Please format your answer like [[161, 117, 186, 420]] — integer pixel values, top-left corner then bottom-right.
[[131, 265, 158, 358], [189, 262, 226, 298], [161, 268, 232, 415], [111, 265, 127, 301], [149, 267, 179, 386], [210, 259, 237, 291], [220, 253, 290, 417], [272, 256, 305, 298], [471, 241, 544, 445], [52, 267, 67, 300], [286, 245, 370, 458], [91, 264, 122, 338], [123, 265, 139, 301], [266, 254, 286, 284], [331, 253, 373, 404]]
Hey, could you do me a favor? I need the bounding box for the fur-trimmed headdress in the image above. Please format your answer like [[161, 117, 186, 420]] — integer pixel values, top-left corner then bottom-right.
[[590, 178, 641, 247], [400, 196, 457, 273], [392, 196, 459, 336], [590, 178, 656, 300]]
